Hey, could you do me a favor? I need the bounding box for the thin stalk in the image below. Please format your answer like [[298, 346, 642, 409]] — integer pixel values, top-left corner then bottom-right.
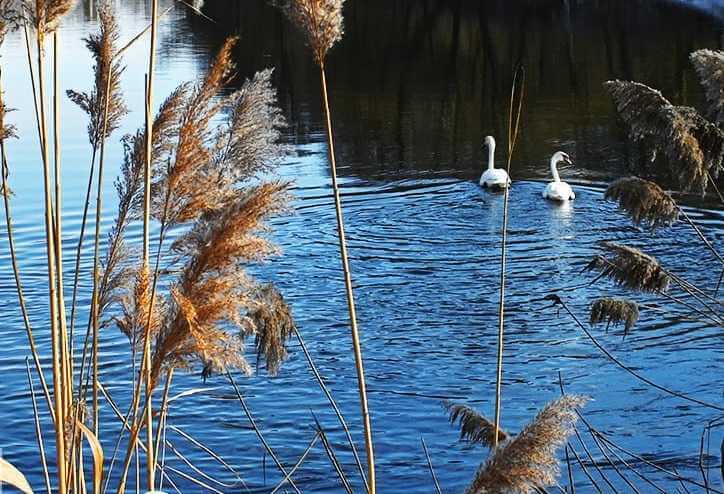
[[292, 326, 368, 489], [26, 359, 53, 494], [53, 29, 72, 422], [421, 437, 442, 494], [227, 371, 302, 494], [23, 25, 45, 157], [494, 65, 525, 448], [35, 25, 67, 493], [679, 207, 724, 265], [269, 433, 320, 494], [89, 46, 115, 438], [153, 367, 174, 469], [312, 412, 354, 494], [319, 63, 375, 493], [567, 445, 603, 493], [0, 69, 54, 418], [143, 1, 160, 488]]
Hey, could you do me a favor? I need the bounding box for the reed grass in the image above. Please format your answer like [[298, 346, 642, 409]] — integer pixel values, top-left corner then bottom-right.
[[464, 395, 588, 494], [605, 176, 679, 228], [589, 297, 640, 335], [276, 1, 376, 490], [604, 79, 724, 196], [0, 457, 33, 494], [444, 401, 509, 447], [586, 242, 670, 293], [689, 49, 724, 125]]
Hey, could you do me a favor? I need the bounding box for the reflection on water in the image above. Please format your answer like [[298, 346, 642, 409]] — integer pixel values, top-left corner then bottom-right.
[[0, 1, 722, 492]]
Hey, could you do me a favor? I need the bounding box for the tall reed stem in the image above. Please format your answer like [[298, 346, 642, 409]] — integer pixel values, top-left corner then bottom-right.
[[36, 25, 67, 493], [53, 29, 72, 424], [319, 64, 375, 493], [143, 1, 159, 487], [493, 67, 525, 448]]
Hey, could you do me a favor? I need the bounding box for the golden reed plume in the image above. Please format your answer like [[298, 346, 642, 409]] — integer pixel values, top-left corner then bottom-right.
[[276, 0, 344, 66], [690, 49, 724, 125], [444, 401, 508, 448], [590, 297, 640, 335], [66, 2, 127, 149], [604, 80, 724, 196], [248, 284, 296, 376], [586, 242, 670, 293], [465, 395, 588, 494], [605, 176, 679, 228]]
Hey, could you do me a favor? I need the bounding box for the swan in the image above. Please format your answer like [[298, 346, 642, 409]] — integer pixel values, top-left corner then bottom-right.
[[543, 151, 575, 201], [479, 136, 511, 190]]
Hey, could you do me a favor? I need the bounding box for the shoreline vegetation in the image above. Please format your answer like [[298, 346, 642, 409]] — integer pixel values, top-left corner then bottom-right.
[[0, 1, 722, 493]]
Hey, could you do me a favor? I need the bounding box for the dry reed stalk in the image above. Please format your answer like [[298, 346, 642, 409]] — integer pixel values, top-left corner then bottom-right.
[[269, 432, 320, 494], [26, 358, 53, 494], [690, 49, 724, 125], [589, 297, 639, 335], [312, 412, 354, 494], [586, 242, 670, 293], [0, 457, 33, 494], [494, 65, 525, 450], [25, 1, 76, 488], [249, 284, 295, 375], [465, 395, 588, 494], [276, 2, 376, 489], [143, 1, 159, 486], [421, 437, 443, 494], [444, 401, 509, 447], [0, 67, 55, 417], [604, 177, 679, 228], [603, 80, 724, 196]]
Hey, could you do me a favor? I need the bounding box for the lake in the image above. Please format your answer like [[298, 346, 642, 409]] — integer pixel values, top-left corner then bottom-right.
[[0, 0, 722, 492]]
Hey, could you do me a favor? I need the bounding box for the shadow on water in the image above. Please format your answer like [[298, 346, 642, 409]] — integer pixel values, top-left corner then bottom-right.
[[191, 0, 723, 186]]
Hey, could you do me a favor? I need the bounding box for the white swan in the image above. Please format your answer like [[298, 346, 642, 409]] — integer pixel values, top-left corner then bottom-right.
[[479, 136, 511, 189], [543, 151, 575, 201]]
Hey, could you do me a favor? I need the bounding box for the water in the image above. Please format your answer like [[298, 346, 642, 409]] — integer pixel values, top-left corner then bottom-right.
[[0, 1, 722, 492]]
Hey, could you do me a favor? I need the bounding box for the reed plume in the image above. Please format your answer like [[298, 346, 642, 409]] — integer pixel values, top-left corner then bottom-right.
[[689, 49, 724, 125], [23, 0, 74, 37], [151, 182, 290, 385], [0, 0, 19, 48], [0, 93, 14, 141], [465, 395, 588, 494], [66, 2, 127, 149], [248, 283, 295, 376], [604, 80, 724, 195], [590, 297, 640, 335], [444, 401, 508, 447], [276, 0, 345, 66], [586, 242, 670, 293], [605, 176, 679, 228]]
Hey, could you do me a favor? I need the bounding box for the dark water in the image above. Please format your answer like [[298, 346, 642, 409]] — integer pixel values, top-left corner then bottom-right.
[[0, 1, 722, 492]]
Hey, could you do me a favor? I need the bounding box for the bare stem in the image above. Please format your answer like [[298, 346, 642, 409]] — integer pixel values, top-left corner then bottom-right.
[[319, 63, 376, 494]]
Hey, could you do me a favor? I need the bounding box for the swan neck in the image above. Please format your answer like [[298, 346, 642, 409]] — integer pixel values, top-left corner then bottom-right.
[[550, 157, 561, 182], [487, 142, 495, 171]]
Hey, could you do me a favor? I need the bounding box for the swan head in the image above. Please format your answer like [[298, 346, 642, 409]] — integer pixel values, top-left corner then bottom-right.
[[483, 135, 496, 149], [551, 151, 573, 166]]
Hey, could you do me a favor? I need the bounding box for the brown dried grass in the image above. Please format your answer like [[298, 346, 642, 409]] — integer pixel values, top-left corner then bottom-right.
[[66, 2, 127, 149], [690, 49, 724, 125], [276, 0, 344, 66], [444, 401, 508, 448], [23, 0, 75, 36], [248, 283, 296, 376], [604, 176, 679, 228], [590, 297, 640, 335], [586, 242, 670, 293], [465, 395, 588, 494], [604, 80, 724, 195]]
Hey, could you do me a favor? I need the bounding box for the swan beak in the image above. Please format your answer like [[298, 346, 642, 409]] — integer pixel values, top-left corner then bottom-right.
[[564, 155, 573, 165]]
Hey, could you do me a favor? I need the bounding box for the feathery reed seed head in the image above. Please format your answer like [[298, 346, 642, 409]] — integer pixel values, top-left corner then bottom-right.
[[586, 242, 670, 293], [248, 284, 295, 376], [66, 2, 127, 149], [465, 395, 589, 494], [604, 80, 724, 196], [276, 0, 345, 66], [23, 0, 75, 37], [444, 401, 508, 447], [0, 0, 20, 47], [605, 176, 679, 228], [590, 297, 640, 335], [690, 49, 724, 125]]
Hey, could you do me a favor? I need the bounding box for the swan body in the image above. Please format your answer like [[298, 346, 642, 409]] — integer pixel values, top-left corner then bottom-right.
[[543, 151, 575, 201], [479, 136, 511, 189]]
